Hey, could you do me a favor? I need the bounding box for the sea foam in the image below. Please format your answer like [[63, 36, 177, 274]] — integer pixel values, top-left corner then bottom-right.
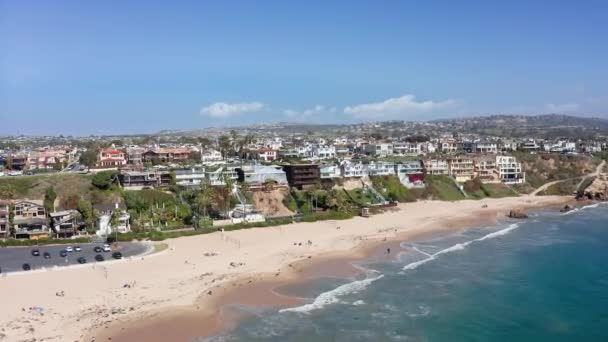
[[279, 273, 384, 314], [401, 223, 520, 272]]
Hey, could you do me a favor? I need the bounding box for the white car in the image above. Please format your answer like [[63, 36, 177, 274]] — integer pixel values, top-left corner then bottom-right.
[[74, 246, 82, 252], [102, 246, 111, 252], [65, 246, 74, 252]]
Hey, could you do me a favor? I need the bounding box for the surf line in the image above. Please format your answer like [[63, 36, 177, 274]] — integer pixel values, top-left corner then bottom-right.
[[401, 223, 520, 272]]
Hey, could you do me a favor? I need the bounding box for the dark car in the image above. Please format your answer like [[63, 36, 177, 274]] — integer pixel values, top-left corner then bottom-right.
[[22, 263, 31, 271], [77, 257, 86, 264], [60, 250, 68, 257], [95, 254, 104, 262], [112, 252, 123, 259], [43, 252, 51, 259], [31, 249, 40, 257], [94, 246, 103, 253]]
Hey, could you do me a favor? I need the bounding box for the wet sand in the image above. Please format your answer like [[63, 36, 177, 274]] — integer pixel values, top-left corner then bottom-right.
[[102, 198, 571, 342]]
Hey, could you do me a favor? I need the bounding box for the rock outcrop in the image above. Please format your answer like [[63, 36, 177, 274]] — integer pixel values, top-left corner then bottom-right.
[[508, 209, 528, 219]]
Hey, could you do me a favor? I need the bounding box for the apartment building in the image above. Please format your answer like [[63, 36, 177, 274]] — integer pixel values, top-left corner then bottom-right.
[[496, 156, 525, 184]]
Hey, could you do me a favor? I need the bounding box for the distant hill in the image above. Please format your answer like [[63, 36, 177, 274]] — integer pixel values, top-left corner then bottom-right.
[[156, 114, 608, 139], [431, 114, 608, 139]]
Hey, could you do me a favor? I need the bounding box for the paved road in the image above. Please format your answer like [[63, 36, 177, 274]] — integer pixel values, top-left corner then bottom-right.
[[0, 242, 148, 274]]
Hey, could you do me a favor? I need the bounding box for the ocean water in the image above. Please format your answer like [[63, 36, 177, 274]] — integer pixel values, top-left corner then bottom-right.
[[200, 203, 608, 342]]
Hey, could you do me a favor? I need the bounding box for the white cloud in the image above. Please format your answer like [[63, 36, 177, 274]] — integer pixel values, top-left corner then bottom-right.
[[544, 103, 580, 113], [200, 101, 265, 118], [344, 94, 456, 119], [283, 105, 336, 118]]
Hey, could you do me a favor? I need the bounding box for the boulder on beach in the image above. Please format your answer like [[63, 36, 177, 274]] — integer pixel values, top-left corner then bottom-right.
[[508, 209, 528, 219], [560, 205, 573, 213]]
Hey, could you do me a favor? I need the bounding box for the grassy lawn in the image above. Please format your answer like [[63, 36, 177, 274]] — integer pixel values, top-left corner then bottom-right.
[[424, 175, 465, 201], [346, 188, 378, 206]]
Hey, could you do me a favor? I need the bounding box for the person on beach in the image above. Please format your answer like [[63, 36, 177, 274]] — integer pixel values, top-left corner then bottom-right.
[[387, 248, 391, 254]]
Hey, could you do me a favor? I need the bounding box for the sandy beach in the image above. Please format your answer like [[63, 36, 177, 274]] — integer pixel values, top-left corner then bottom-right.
[[0, 195, 572, 342]]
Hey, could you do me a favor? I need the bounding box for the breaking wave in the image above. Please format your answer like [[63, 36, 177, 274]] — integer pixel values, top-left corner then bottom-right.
[[279, 273, 384, 314], [401, 223, 520, 272]]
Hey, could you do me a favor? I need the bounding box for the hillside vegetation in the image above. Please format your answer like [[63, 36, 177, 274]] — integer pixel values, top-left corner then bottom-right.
[[513, 152, 599, 193]]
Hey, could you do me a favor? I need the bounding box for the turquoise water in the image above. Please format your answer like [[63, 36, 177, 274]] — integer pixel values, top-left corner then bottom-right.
[[200, 203, 608, 341]]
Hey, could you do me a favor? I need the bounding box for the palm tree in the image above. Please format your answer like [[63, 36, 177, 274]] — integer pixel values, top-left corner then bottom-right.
[[218, 135, 232, 159], [196, 180, 215, 218]]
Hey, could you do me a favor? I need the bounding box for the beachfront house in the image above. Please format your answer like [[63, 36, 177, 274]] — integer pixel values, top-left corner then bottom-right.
[[236, 165, 288, 186], [95, 203, 131, 236], [366, 161, 396, 177], [319, 163, 341, 179], [422, 159, 449, 175], [448, 157, 475, 182], [50, 209, 85, 238], [12, 200, 50, 239], [0, 200, 10, 238], [474, 156, 498, 182], [281, 164, 320, 189], [340, 160, 368, 178], [496, 156, 525, 184]]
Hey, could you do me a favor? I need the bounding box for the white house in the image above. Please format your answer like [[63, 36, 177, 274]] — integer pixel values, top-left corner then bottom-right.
[[320, 164, 341, 179], [201, 149, 223, 163], [311, 145, 336, 160], [496, 156, 525, 184], [364, 143, 393, 157], [341, 161, 368, 178]]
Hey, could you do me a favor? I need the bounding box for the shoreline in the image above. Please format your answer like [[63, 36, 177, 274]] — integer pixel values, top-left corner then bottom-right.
[[94, 196, 573, 342], [0, 196, 574, 342]]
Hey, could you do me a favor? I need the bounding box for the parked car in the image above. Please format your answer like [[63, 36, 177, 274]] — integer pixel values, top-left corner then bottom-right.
[[31, 249, 40, 256], [77, 257, 86, 264], [65, 246, 74, 252], [94, 246, 102, 253], [60, 250, 68, 257], [95, 254, 104, 262], [22, 263, 31, 271], [74, 246, 82, 252], [112, 252, 123, 259], [43, 252, 51, 259]]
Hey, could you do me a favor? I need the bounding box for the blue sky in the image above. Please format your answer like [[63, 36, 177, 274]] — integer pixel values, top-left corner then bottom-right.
[[1, 0, 607, 135]]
